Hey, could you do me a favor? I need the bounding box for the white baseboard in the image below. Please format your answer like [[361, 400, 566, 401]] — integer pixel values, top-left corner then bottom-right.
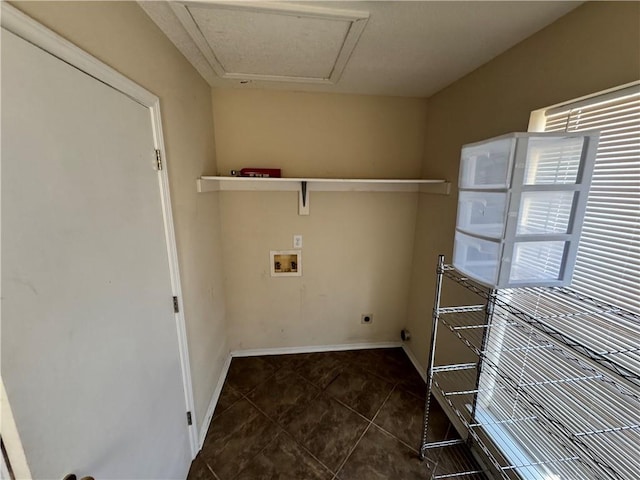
[[198, 353, 232, 449], [230, 341, 402, 358], [402, 343, 427, 381]]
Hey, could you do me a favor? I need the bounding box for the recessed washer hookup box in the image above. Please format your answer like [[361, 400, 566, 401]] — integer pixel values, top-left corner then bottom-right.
[[270, 250, 302, 277]]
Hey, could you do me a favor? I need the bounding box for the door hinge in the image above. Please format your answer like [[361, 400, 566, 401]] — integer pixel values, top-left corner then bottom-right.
[[155, 149, 162, 170], [173, 296, 179, 313], [186, 411, 192, 426]]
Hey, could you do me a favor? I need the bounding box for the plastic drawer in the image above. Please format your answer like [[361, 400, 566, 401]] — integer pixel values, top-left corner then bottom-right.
[[509, 241, 568, 283], [516, 191, 576, 235], [523, 136, 585, 185], [453, 231, 501, 286], [454, 232, 571, 288], [459, 138, 514, 189], [457, 191, 508, 239]]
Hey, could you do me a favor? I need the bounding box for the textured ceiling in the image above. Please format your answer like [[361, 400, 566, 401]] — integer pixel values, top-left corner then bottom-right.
[[140, 1, 581, 98], [169, 2, 369, 83], [189, 6, 351, 78]]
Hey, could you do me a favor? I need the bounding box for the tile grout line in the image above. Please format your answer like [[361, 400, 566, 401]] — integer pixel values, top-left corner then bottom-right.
[[204, 351, 440, 480], [370, 382, 398, 426], [303, 353, 433, 456], [224, 402, 288, 480], [205, 410, 278, 480], [330, 423, 373, 480], [258, 355, 402, 478], [207, 464, 222, 480], [330, 384, 399, 479], [241, 384, 336, 478], [367, 378, 454, 477], [327, 379, 429, 456], [207, 384, 243, 425], [204, 362, 284, 480], [240, 368, 279, 397], [227, 359, 332, 457], [273, 428, 337, 479]]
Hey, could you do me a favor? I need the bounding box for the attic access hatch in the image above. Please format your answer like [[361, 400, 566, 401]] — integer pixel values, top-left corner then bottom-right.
[[169, 1, 369, 84]]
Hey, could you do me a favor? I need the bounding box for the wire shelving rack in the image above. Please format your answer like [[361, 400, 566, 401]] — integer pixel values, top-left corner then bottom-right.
[[420, 255, 640, 480]]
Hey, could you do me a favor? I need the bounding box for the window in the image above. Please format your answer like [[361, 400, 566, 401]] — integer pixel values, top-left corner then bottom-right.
[[475, 83, 640, 479], [532, 83, 640, 314]]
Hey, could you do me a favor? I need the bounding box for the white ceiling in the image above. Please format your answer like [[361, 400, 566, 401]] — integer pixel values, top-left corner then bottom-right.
[[140, 1, 581, 98]]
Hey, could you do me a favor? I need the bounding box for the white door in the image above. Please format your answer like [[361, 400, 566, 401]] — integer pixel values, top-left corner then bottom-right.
[[1, 28, 191, 479]]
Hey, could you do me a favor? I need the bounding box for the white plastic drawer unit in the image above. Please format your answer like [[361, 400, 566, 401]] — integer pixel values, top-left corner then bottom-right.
[[453, 131, 600, 289]]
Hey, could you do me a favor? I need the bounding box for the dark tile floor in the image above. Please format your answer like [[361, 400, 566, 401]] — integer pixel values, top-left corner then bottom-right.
[[188, 348, 484, 480]]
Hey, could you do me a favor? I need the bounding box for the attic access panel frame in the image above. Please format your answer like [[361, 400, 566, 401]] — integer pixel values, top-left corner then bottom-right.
[[170, 1, 369, 85]]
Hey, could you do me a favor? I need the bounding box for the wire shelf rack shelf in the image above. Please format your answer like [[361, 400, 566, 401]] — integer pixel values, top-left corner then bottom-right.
[[420, 256, 640, 480]]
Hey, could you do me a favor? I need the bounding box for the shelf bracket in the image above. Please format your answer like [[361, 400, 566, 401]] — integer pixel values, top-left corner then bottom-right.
[[299, 181, 309, 215]]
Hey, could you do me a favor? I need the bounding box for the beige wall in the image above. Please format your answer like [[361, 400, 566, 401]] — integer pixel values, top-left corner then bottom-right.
[[212, 89, 428, 350], [212, 89, 427, 178], [11, 1, 229, 434], [406, 1, 640, 369]]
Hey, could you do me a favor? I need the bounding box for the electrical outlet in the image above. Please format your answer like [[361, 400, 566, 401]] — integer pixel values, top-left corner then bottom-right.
[[293, 235, 303, 249], [361, 314, 373, 324]]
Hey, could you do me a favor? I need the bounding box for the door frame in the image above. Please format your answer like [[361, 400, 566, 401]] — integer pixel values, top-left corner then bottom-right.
[[1, 3, 199, 457]]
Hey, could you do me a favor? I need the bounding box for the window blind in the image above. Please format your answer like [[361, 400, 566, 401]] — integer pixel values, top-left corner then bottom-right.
[[543, 85, 640, 314], [473, 84, 639, 479]]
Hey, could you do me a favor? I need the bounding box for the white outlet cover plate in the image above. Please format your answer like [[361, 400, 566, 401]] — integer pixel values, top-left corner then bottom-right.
[[293, 235, 303, 248]]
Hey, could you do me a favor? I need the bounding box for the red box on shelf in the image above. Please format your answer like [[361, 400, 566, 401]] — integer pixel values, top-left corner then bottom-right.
[[240, 168, 281, 178]]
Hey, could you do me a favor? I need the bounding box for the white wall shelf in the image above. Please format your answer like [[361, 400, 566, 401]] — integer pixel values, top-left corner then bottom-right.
[[197, 176, 450, 215], [197, 176, 450, 193]]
